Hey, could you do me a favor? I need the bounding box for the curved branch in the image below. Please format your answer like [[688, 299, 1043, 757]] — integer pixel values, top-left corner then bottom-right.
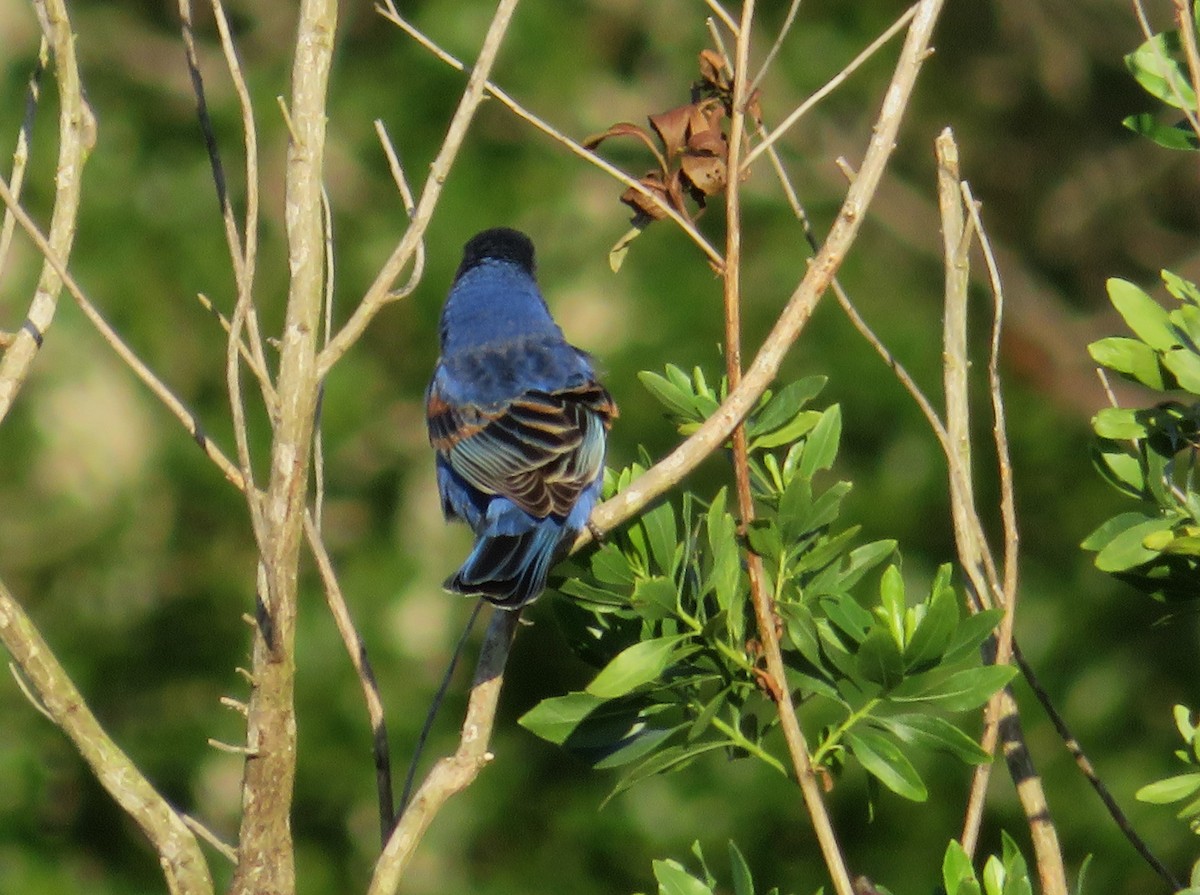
[[368, 609, 520, 895], [0, 577, 213, 895], [0, 0, 95, 424], [580, 0, 948, 545], [317, 0, 522, 378]]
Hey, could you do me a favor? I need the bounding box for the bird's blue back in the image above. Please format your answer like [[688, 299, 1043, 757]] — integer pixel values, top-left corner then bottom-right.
[[426, 228, 617, 608]]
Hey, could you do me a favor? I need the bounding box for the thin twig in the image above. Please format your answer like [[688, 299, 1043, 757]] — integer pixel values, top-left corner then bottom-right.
[[748, 0, 802, 95], [1012, 644, 1182, 891], [0, 176, 246, 490], [722, 3, 854, 894], [580, 0, 947, 546], [398, 599, 485, 818], [304, 513, 395, 844], [1171, 0, 1200, 142], [368, 609, 520, 895], [934, 132, 1067, 895], [370, 2, 724, 280], [0, 39, 46, 284], [741, 3, 918, 171], [0, 577, 214, 894], [0, 0, 95, 426], [182, 814, 238, 865], [704, 0, 739, 35], [210, 0, 270, 387], [370, 121, 426, 299], [318, 0, 524, 378]]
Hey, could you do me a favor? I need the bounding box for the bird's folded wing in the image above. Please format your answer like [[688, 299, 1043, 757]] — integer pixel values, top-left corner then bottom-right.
[[428, 381, 617, 518]]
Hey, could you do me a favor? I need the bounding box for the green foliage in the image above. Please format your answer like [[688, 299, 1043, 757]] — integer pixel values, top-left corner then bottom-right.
[[941, 834, 1034, 895], [1137, 704, 1200, 837], [521, 368, 1010, 807], [630, 841, 797, 895], [1122, 10, 1200, 151], [1083, 273, 1200, 599]]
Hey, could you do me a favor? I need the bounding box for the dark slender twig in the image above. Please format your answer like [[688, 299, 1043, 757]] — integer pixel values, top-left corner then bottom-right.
[[1013, 643, 1183, 891], [397, 599, 485, 820]]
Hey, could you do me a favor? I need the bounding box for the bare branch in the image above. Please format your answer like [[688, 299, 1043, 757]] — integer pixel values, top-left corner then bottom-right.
[[304, 513, 395, 844], [0, 576, 214, 894], [581, 0, 948, 545], [0, 0, 95, 425], [229, 0, 337, 890], [722, 4, 854, 894], [318, 0, 522, 377], [741, 3, 917, 172], [0, 39, 46, 284], [0, 173, 246, 491], [371, 2, 724, 278], [368, 609, 520, 895]]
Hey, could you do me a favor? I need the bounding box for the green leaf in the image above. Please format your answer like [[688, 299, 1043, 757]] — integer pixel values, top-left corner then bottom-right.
[[1087, 336, 1166, 390], [749, 410, 822, 451], [631, 576, 680, 621], [639, 369, 701, 421], [1163, 269, 1200, 304], [706, 488, 742, 614], [892, 665, 1017, 712], [999, 831, 1032, 895], [845, 728, 928, 801], [1092, 407, 1148, 440], [856, 627, 905, 688], [878, 565, 906, 647], [1093, 515, 1175, 572], [879, 714, 991, 764], [728, 841, 755, 895], [1126, 30, 1198, 110], [587, 636, 688, 698], [750, 376, 826, 434], [1136, 771, 1200, 803], [798, 405, 842, 480], [1163, 346, 1200, 393], [982, 855, 1005, 895], [592, 543, 637, 588], [904, 582, 960, 669], [640, 501, 679, 575], [1108, 278, 1178, 350], [1091, 443, 1148, 497], [943, 840, 980, 895], [820, 592, 874, 644], [556, 576, 628, 611], [1123, 113, 1200, 150], [654, 859, 714, 895], [593, 724, 684, 770], [519, 692, 606, 744], [606, 741, 734, 804], [942, 609, 1003, 663]]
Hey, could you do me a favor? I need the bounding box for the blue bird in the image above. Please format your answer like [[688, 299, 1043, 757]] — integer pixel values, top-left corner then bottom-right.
[[426, 228, 618, 609]]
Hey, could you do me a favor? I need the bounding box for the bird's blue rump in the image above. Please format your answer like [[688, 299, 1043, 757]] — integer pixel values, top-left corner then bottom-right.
[[425, 228, 617, 608]]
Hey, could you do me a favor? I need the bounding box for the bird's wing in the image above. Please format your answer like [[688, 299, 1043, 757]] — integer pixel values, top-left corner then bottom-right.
[[427, 378, 617, 519]]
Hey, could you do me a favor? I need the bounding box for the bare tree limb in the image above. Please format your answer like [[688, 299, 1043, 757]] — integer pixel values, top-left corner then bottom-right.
[[228, 0, 337, 891], [318, 0, 523, 378], [368, 608, 520, 895], [0, 577, 214, 895], [721, 4, 854, 894], [0, 0, 95, 425], [579, 0, 948, 545]]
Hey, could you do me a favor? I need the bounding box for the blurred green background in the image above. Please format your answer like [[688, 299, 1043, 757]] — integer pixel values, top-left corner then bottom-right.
[[1, 1, 1198, 893]]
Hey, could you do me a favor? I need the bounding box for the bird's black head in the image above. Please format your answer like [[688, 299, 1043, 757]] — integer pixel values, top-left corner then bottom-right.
[[455, 227, 537, 280]]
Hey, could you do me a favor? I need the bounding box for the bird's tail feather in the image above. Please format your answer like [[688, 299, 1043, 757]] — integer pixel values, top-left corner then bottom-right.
[[445, 521, 569, 608]]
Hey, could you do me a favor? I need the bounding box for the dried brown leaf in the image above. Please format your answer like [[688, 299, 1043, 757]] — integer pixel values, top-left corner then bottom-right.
[[620, 172, 672, 221], [647, 105, 693, 160], [584, 122, 668, 173]]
